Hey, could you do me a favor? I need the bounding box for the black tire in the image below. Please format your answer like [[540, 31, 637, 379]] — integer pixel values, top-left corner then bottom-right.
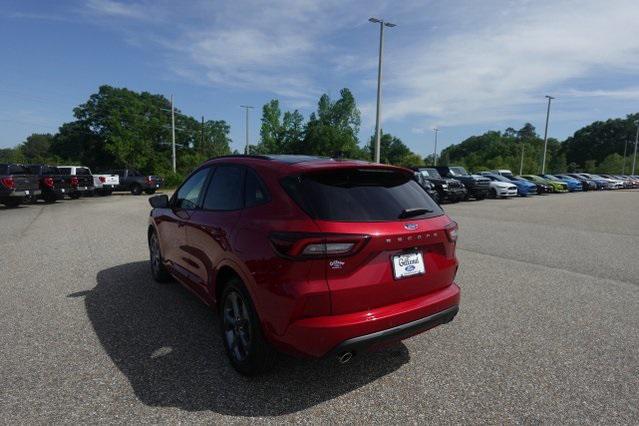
[[43, 193, 57, 204], [148, 230, 172, 283], [489, 188, 497, 199], [2, 198, 21, 208], [220, 278, 275, 376], [144, 189, 156, 195], [103, 190, 113, 196], [131, 184, 143, 196], [476, 194, 486, 200], [70, 193, 81, 199]]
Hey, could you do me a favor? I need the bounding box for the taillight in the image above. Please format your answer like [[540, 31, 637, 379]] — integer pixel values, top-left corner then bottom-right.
[[43, 177, 54, 188], [269, 232, 370, 259], [445, 221, 458, 243], [1, 177, 15, 190], [70, 176, 79, 187], [99, 176, 106, 183], [145, 176, 154, 184]]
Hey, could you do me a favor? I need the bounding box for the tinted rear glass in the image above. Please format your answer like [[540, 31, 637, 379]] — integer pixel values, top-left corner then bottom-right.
[[8, 165, 29, 174], [282, 168, 443, 222]]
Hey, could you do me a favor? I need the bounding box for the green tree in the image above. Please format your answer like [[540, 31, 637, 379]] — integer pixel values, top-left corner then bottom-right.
[[596, 153, 624, 173], [19, 133, 54, 163], [366, 132, 422, 166]]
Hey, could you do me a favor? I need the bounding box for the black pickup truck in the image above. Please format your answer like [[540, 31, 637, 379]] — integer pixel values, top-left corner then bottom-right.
[[107, 169, 163, 195], [413, 167, 467, 203], [25, 164, 72, 203], [57, 166, 95, 199], [435, 166, 491, 200], [0, 163, 41, 207]]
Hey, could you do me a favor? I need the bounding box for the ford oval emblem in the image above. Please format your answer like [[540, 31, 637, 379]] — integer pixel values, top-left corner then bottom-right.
[[405, 265, 416, 272], [404, 223, 419, 230]]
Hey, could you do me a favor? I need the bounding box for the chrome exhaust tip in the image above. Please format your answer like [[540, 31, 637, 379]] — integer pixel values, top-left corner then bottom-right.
[[337, 351, 354, 364]]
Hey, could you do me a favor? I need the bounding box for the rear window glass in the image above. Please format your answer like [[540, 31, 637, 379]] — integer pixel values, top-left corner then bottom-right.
[[58, 168, 71, 175], [8, 165, 29, 174], [282, 168, 443, 222], [76, 168, 90, 175]]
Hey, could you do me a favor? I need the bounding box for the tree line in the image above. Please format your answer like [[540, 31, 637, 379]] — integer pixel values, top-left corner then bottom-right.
[[1, 84, 637, 182]]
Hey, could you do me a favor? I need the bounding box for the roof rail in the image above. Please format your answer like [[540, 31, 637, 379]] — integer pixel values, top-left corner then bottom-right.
[[208, 154, 272, 161]]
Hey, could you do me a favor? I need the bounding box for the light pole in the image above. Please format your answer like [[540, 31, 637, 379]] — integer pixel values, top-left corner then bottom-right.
[[519, 139, 525, 175], [171, 94, 176, 173], [632, 120, 639, 175], [432, 128, 439, 166], [240, 105, 254, 154], [541, 95, 554, 174], [622, 139, 628, 175], [369, 17, 396, 163]]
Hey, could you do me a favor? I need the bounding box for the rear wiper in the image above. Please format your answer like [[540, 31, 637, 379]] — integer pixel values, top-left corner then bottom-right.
[[398, 207, 433, 219]]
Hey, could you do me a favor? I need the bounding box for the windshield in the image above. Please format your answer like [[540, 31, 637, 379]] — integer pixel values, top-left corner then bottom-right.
[[419, 168, 441, 179], [448, 167, 469, 177], [490, 174, 511, 182], [282, 168, 443, 222], [544, 175, 561, 180]]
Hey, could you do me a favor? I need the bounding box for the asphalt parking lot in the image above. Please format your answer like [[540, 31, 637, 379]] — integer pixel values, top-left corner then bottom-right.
[[1, 191, 638, 423]]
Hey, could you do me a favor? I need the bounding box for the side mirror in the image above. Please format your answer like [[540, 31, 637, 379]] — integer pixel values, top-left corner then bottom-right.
[[149, 194, 169, 209]]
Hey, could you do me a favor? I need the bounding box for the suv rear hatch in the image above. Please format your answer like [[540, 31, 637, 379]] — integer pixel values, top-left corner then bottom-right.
[[282, 167, 458, 315]]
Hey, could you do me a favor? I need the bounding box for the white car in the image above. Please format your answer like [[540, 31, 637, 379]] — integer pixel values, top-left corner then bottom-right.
[[92, 173, 119, 196], [590, 174, 624, 190], [477, 172, 518, 198]]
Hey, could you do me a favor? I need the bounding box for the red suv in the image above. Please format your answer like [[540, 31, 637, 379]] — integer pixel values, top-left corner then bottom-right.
[[148, 155, 460, 375]]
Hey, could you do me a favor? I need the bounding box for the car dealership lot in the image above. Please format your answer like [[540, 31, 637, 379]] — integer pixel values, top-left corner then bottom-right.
[[1, 191, 638, 423]]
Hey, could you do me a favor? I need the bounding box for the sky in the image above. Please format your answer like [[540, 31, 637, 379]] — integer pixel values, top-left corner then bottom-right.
[[1, 0, 639, 156]]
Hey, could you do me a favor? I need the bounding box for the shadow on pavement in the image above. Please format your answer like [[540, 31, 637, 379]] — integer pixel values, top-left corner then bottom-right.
[[85, 261, 409, 416]]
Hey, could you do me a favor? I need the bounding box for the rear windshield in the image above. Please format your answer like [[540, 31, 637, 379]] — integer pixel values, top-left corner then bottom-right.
[[419, 168, 441, 179], [281, 168, 443, 222], [58, 168, 71, 175], [5, 164, 30, 174], [76, 168, 91, 175]]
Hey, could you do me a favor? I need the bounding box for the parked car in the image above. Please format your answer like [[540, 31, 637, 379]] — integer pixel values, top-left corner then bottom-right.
[[412, 167, 467, 203], [435, 166, 490, 200], [490, 170, 541, 195], [25, 164, 71, 203], [108, 169, 163, 195], [599, 174, 631, 189], [57, 166, 95, 199], [586, 173, 624, 190], [413, 172, 440, 203], [577, 173, 610, 190], [93, 172, 120, 196], [540, 174, 582, 192], [521, 175, 568, 193], [0, 163, 40, 207], [563, 174, 597, 191], [476, 172, 518, 198], [147, 155, 460, 375]]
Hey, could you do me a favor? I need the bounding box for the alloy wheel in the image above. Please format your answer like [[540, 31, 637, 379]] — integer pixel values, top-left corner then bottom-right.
[[223, 291, 251, 362]]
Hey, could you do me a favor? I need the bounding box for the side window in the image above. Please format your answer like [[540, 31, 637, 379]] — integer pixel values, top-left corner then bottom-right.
[[202, 166, 245, 211], [174, 168, 210, 209], [244, 169, 268, 208]]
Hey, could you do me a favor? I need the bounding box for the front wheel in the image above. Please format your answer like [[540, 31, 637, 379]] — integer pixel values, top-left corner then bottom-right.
[[489, 188, 497, 199], [149, 231, 172, 283], [220, 279, 274, 376]]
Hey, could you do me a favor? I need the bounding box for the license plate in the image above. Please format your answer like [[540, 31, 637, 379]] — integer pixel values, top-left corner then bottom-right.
[[392, 252, 425, 279], [61, 189, 65, 193], [25, 190, 29, 195]]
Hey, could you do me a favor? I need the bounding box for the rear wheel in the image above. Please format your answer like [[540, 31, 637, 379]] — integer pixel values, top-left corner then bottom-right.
[[131, 184, 143, 195], [70, 192, 81, 199], [43, 193, 57, 203], [1, 198, 21, 208], [144, 189, 156, 195], [220, 278, 274, 376]]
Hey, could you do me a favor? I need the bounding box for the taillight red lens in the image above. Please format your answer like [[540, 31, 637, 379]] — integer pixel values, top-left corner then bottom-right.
[[269, 232, 370, 259], [1, 177, 15, 190], [445, 221, 458, 243], [43, 177, 54, 188], [99, 176, 106, 183], [145, 176, 154, 184], [70, 176, 79, 187]]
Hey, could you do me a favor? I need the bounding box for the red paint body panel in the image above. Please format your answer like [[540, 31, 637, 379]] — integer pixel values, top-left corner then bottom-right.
[[149, 156, 460, 358]]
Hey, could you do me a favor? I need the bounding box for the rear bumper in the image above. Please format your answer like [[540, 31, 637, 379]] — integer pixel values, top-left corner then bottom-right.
[[3, 189, 41, 197], [276, 283, 460, 358]]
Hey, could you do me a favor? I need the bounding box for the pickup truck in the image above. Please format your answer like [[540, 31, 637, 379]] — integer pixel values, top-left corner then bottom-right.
[[107, 169, 163, 195], [0, 163, 41, 207], [92, 173, 119, 196], [412, 167, 467, 203], [435, 166, 490, 200], [25, 164, 71, 203], [57, 166, 95, 199]]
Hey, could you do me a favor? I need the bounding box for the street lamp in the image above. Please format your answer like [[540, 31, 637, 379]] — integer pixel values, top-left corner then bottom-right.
[[432, 128, 439, 166], [632, 120, 639, 175], [240, 105, 254, 155], [541, 95, 554, 174], [369, 17, 396, 163]]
